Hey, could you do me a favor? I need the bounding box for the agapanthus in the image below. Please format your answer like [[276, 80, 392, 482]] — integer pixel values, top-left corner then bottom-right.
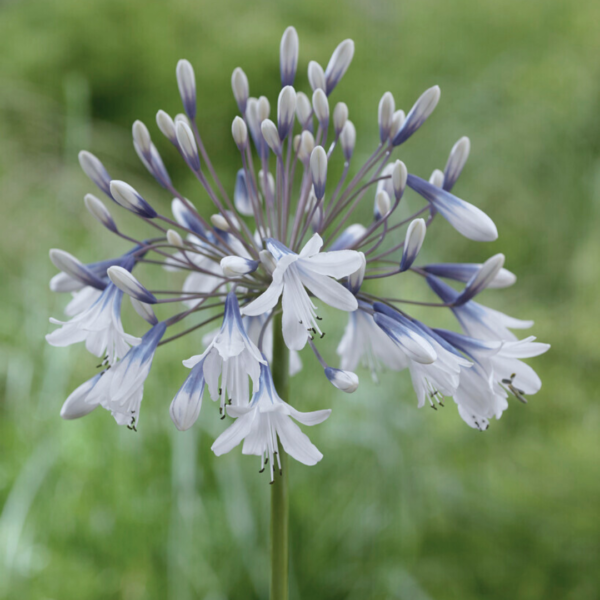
[[48, 26, 549, 479]]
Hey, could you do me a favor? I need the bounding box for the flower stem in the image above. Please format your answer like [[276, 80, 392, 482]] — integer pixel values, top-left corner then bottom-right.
[[270, 309, 289, 600]]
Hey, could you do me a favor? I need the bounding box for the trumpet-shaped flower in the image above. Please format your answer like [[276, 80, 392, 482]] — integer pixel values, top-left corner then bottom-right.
[[212, 361, 331, 481]]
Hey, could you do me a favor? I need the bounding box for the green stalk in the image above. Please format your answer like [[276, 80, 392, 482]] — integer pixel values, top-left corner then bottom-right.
[[270, 310, 289, 600]]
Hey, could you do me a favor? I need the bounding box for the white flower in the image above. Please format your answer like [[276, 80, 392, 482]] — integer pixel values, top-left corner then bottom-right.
[[87, 322, 166, 428], [337, 304, 408, 380], [427, 275, 533, 341], [373, 303, 471, 407], [183, 292, 266, 413], [64, 286, 103, 317], [60, 374, 102, 420], [46, 283, 140, 365], [212, 362, 331, 481], [241, 234, 363, 350], [170, 360, 206, 431]]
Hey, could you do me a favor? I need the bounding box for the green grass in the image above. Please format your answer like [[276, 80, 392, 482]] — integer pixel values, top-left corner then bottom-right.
[[0, 0, 599, 598]]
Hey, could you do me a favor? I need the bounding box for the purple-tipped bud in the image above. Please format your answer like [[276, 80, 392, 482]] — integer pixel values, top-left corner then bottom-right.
[[310, 146, 328, 200], [175, 120, 201, 172], [261, 119, 282, 154], [296, 92, 312, 129], [130, 297, 159, 326], [454, 254, 505, 305], [374, 190, 391, 221], [277, 86, 297, 139], [84, 194, 118, 233], [399, 218, 426, 272], [378, 92, 395, 143], [325, 367, 359, 393], [156, 110, 178, 145], [390, 110, 405, 140], [443, 136, 470, 192], [280, 26, 299, 86], [109, 180, 157, 218], [107, 266, 157, 304], [231, 67, 249, 114], [78, 151, 112, 198], [312, 88, 329, 125], [347, 252, 366, 293], [298, 130, 315, 163], [339, 120, 356, 161], [325, 39, 355, 94], [333, 102, 348, 137], [176, 59, 196, 119], [132, 120, 152, 159], [220, 256, 260, 278], [330, 223, 367, 251], [49, 249, 107, 290], [231, 116, 248, 150], [234, 169, 254, 217], [392, 160, 408, 200], [308, 61, 326, 92], [429, 169, 444, 188], [171, 198, 207, 238], [392, 86, 440, 146]]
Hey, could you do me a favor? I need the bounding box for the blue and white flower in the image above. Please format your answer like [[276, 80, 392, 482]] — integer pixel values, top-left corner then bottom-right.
[[183, 292, 266, 412], [242, 234, 363, 350], [212, 361, 331, 481]]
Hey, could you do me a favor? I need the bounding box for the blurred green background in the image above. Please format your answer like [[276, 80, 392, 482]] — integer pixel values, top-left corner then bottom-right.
[[1, 0, 599, 598]]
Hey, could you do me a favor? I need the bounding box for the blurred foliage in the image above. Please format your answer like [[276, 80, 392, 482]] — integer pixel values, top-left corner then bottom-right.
[[0, 0, 599, 599]]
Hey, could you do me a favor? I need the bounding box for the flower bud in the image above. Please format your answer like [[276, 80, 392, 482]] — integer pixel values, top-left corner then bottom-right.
[[298, 130, 315, 162], [176, 59, 196, 119], [392, 160, 407, 200], [171, 198, 207, 238], [308, 61, 326, 92], [347, 252, 366, 293], [259, 249, 277, 274], [429, 169, 444, 188], [78, 150, 112, 198], [231, 116, 248, 150], [234, 169, 255, 217], [174, 113, 189, 126], [310, 146, 328, 200], [312, 88, 329, 125], [261, 119, 282, 154], [84, 193, 118, 233], [280, 26, 299, 86], [110, 180, 157, 218], [392, 85, 440, 146], [176, 120, 201, 171], [167, 229, 184, 248], [333, 102, 348, 136], [400, 218, 426, 272], [325, 367, 359, 393], [374, 190, 391, 221], [220, 256, 260, 278], [454, 253, 505, 305], [330, 223, 367, 251], [378, 92, 395, 142], [132, 120, 152, 159], [258, 96, 270, 121], [422, 263, 517, 289], [277, 85, 297, 139], [60, 376, 101, 420], [170, 364, 205, 431], [210, 213, 231, 231], [443, 136, 470, 192], [325, 39, 354, 94], [390, 109, 406, 139], [107, 266, 157, 304], [231, 67, 249, 114], [130, 297, 158, 325], [49, 249, 106, 290], [295, 91, 312, 128], [156, 110, 177, 144], [339, 120, 356, 161]]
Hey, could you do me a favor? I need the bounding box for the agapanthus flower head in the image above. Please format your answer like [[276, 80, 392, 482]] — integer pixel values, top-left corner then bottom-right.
[[48, 26, 548, 480]]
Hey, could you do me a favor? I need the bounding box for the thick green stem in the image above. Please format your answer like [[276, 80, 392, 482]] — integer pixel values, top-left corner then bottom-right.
[[270, 310, 289, 600]]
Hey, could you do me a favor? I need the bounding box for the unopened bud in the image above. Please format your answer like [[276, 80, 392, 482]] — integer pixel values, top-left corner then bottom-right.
[[84, 193, 118, 233], [176, 121, 201, 171], [231, 116, 248, 150], [261, 119, 282, 154], [258, 170, 275, 197], [132, 120, 152, 158], [393, 85, 440, 146], [49, 249, 106, 290], [400, 218, 426, 272], [392, 160, 407, 200], [167, 229, 184, 248], [429, 169, 444, 188], [280, 26, 299, 86], [257, 96, 270, 121], [109, 180, 157, 218], [277, 85, 297, 139], [176, 59, 196, 119], [296, 91, 312, 128], [390, 109, 406, 139], [325, 367, 359, 393], [333, 102, 348, 136], [325, 39, 354, 94], [210, 213, 233, 231], [78, 151, 112, 198], [156, 110, 177, 145], [378, 92, 395, 143], [130, 297, 158, 325], [310, 146, 328, 200], [339, 120, 356, 161], [374, 190, 391, 221], [308, 61, 326, 92], [443, 136, 470, 192], [231, 67, 249, 114], [312, 88, 329, 125], [220, 256, 260, 278], [107, 266, 157, 304], [454, 254, 505, 305], [347, 252, 366, 293], [298, 130, 315, 162]]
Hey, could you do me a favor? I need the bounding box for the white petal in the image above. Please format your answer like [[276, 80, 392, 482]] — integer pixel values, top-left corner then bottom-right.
[[241, 281, 284, 317], [298, 270, 358, 312], [298, 233, 324, 258], [211, 411, 256, 456], [274, 413, 323, 466], [288, 406, 331, 426], [301, 250, 363, 278]]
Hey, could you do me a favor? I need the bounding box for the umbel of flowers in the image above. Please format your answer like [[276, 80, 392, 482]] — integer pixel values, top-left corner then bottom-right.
[[48, 27, 549, 481]]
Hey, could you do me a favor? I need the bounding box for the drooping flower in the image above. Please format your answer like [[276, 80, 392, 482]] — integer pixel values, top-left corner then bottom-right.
[[212, 361, 331, 481], [183, 292, 266, 413], [242, 234, 363, 350]]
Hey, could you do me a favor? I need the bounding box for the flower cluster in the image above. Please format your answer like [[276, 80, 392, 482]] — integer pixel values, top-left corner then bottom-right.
[[48, 27, 548, 480]]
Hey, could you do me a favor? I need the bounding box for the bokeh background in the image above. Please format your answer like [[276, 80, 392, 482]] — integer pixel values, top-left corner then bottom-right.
[[1, 0, 599, 598]]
